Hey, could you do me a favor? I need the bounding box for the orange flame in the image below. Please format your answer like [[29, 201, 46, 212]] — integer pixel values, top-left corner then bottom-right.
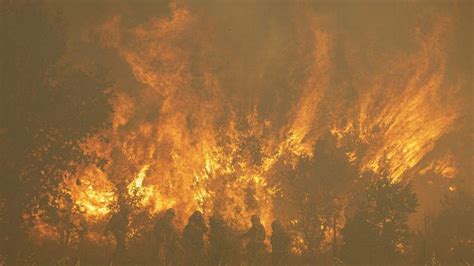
[[53, 3, 467, 253]]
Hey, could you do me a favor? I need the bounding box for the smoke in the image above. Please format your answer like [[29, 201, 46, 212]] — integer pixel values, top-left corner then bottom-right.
[[46, 0, 471, 240]]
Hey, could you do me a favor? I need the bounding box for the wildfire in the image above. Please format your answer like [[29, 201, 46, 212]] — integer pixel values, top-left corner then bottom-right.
[[69, 167, 115, 219], [330, 16, 462, 182], [49, 1, 467, 255]]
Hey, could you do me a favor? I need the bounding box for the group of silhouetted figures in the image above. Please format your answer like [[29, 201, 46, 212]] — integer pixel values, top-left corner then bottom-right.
[[104, 208, 290, 265]]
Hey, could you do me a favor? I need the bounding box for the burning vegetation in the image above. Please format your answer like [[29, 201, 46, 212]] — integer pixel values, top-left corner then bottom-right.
[[0, 0, 472, 265]]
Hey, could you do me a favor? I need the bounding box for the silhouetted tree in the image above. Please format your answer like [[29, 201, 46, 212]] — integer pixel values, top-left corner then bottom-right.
[[341, 168, 418, 264], [0, 2, 111, 263], [97, 148, 133, 263], [288, 133, 356, 260], [430, 190, 473, 264]]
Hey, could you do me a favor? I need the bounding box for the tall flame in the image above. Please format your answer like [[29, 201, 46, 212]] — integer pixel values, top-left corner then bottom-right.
[[57, 2, 468, 246]]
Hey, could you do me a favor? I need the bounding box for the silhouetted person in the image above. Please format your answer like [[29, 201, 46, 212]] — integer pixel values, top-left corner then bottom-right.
[[241, 215, 266, 265], [271, 220, 290, 265], [104, 210, 128, 263], [183, 210, 208, 265], [154, 208, 181, 265], [209, 215, 235, 265]]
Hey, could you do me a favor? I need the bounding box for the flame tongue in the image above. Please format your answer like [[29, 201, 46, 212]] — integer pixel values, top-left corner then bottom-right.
[[331, 17, 462, 182]]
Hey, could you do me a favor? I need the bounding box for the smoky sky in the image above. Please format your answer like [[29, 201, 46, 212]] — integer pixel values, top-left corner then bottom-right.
[[57, 0, 472, 116]]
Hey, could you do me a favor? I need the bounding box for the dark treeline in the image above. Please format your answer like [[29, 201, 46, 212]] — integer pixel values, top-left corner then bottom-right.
[[1, 1, 473, 266], [0, 1, 112, 265]]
